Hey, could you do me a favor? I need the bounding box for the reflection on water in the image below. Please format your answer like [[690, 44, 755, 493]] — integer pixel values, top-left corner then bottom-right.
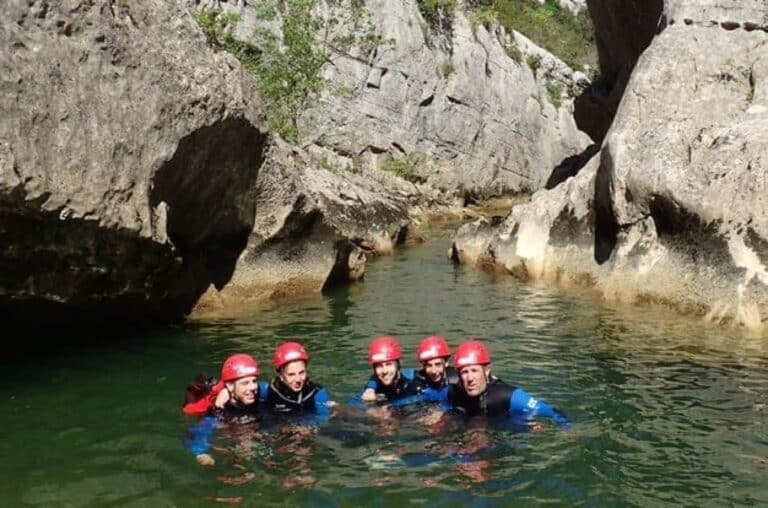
[[1, 234, 767, 506]]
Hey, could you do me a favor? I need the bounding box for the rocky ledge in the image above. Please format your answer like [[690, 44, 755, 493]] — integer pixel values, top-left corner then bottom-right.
[[453, 0, 768, 330]]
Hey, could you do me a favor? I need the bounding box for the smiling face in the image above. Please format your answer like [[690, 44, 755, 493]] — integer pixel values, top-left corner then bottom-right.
[[227, 375, 259, 405], [374, 360, 399, 387], [458, 364, 491, 397], [423, 358, 447, 383], [279, 360, 308, 393]]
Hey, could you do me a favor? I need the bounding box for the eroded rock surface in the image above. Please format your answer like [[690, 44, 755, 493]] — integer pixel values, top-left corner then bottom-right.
[[0, 0, 267, 325], [226, 0, 591, 199], [454, 1, 768, 329], [194, 139, 413, 310]]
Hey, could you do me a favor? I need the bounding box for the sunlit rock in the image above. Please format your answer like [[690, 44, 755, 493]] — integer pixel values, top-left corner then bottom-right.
[[454, 0, 768, 329], [194, 139, 411, 309]]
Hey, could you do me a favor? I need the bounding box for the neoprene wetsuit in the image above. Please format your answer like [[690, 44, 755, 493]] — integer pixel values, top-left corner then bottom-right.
[[360, 367, 421, 404], [444, 377, 571, 427], [264, 377, 332, 416], [185, 379, 333, 456]]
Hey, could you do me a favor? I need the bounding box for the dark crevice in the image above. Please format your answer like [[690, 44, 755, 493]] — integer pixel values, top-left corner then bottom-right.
[[593, 158, 618, 264], [447, 95, 469, 106], [419, 94, 434, 107], [248, 203, 321, 260], [391, 142, 406, 154], [363, 144, 387, 154], [150, 117, 267, 307], [394, 225, 408, 246], [576, 0, 664, 142], [545, 143, 600, 190]]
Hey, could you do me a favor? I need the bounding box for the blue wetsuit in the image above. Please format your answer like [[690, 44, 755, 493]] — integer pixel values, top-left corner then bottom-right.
[[184, 380, 269, 456], [440, 377, 571, 427], [413, 366, 459, 399], [185, 379, 333, 456], [359, 368, 422, 405], [264, 377, 332, 417]]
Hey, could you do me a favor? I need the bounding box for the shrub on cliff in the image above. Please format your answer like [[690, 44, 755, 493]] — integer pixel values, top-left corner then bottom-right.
[[471, 0, 596, 71], [194, 1, 380, 143]]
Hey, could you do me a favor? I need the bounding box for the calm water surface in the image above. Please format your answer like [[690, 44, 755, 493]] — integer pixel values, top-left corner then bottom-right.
[[2, 234, 767, 507]]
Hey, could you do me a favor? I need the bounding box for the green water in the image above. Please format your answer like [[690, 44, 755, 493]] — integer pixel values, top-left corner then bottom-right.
[[2, 235, 767, 507]]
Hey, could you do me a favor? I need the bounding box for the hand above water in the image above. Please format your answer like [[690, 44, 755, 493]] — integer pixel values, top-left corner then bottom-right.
[[196, 453, 215, 466], [214, 388, 231, 409]]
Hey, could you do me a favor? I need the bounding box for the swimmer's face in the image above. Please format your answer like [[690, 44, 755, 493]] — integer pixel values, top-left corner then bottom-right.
[[229, 375, 259, 405], [279, 360, 308, 393], [423, 358, 447, 383], [459, 364, 490, 397], [374, 360, 398, 386]]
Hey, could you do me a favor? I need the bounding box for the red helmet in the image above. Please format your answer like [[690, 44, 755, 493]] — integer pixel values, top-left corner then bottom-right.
[[454, 340, 491, 368], [220, 353, 260, 383], [417, 335, 451, 362], [273, 341, 310, 370], [368, 336, 402, 364]]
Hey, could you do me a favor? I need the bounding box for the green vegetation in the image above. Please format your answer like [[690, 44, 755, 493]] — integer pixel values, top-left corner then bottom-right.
[[254, 0, 326, 141], [526, 53, 542, 74], [417, 0, 457, 33], [193, 10, 260, 72], [545, 80, 563, 108], [381, 153, 428, 184], [469, 5, 497, 33], [504, 41, 522, 63], [468, 0, 596, 72], [194, 1, 380, 142], [440, 59, 455, 77]]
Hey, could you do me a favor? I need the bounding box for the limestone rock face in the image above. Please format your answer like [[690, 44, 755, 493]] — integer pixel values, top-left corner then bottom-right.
[[230, 0, 591, 199], [194, 139, 412, 310], [0, 0, 268, 325], [454, 1, 768, 329]]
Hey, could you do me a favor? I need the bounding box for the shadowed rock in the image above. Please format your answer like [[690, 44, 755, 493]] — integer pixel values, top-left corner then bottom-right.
[[0, 0, 267, 328], [574, 0, 663, 141], [193, 139, 412, 311]]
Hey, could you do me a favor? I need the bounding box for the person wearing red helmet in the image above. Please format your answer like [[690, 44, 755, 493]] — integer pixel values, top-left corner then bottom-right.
[[360, 336, 421, 403], [263, 341, 334, 414], [184, 353, 269, 466], [440, 340, 571, 427], [413, 335, 458, 394], [211, 342, 335, 416]]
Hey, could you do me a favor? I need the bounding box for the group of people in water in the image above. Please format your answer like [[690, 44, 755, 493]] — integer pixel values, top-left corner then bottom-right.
[[183, 335, 571, 466]]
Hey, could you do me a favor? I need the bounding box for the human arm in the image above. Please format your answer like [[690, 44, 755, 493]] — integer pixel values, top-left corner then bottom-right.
[[183, 415, 218, 464], [313, 388, 336, 422], [182, 378, 222, 415], [509, 388, 571, 428], [360, 375, 379, 402]]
